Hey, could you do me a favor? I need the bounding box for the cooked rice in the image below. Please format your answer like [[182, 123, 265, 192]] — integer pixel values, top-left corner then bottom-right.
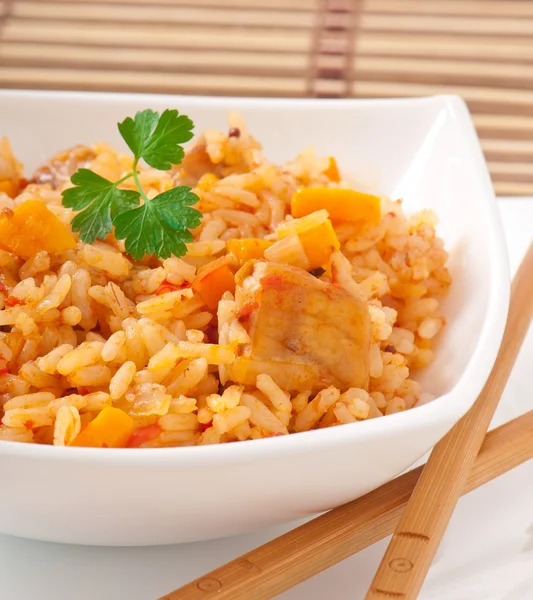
[[0, 114, 451, 448]]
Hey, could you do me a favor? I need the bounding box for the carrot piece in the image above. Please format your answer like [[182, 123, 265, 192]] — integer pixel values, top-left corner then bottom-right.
[[0, 200, 76, 259], [226, 238, 273, 262], [323, 157, 340, 182], [192, 256, 236, 310], [291, 187, 381, 226], [275, 210, 340, 270], [298, 219, 340, 270], [70, 407, 134, 448]]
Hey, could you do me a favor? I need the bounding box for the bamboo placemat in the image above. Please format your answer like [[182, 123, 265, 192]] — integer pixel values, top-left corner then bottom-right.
[[0, 0, 532, 196]]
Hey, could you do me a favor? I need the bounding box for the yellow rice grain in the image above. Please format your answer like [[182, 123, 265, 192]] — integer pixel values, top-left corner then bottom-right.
[[56, 341, 105, 376], [293, 387, 340, 432], [109, 361, 136, 400], [169, 395, 197, 414], [158, 413, 199, 432], [256, 374, 291, 413], [36, 344, 74, 374], [61, 306, 82, 326], [53, 405, 81, 446], [212, 406, 251, 436], [240, 393, 288, 435]]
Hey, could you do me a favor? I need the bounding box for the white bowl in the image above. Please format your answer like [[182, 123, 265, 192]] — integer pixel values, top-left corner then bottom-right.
[[0, 90, 509, 546]]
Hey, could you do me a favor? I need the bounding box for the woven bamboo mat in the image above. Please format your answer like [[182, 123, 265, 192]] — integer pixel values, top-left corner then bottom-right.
[[0, 0, 532, 196]]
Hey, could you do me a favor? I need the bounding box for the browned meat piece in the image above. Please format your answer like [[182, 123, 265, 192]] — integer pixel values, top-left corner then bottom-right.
[[179, 142, 215, 180], [229, 260, 371, 393], [29, 145, 96, 188]]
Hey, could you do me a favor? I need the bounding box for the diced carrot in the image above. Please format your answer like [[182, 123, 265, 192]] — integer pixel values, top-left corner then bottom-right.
[[291, 187, 381, 227], [298, 219, 340, 270], [70, 407, 134, 448], [192, 256, 235, 310], [0, 200, 76, 259], [127, 424, 162, 448], [323, 157, 340, 182], [226, 238, 273, 262], [276, 210, 340, 270]]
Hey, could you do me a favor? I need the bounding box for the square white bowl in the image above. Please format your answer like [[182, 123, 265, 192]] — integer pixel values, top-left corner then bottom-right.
[[0, 91, 509, 546]]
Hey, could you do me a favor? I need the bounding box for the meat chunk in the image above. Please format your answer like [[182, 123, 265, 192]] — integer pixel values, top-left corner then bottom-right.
[[179, 141, 215, 180], [228, 260, 371, 393], [29, 145, 96, 189]]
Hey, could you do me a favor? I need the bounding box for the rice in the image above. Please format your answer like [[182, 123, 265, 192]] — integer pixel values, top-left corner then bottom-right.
[[0, 113, 451, 447]]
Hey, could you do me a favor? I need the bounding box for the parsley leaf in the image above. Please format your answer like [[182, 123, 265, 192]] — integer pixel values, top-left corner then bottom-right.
[[61, 109, 201, 259], [113, 187, 201, 260], [118, 109, 194, 170], [62, 169, 139, 243]]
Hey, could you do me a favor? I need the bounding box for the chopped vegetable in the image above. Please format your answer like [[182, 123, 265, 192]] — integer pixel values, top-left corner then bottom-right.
[[0, 200, 76, 259], [323, 157, 340, 182], [62, 109, 202, 260], [291, 187, 381, 227], [0, 181, 19, 198], [155, 280, 189, 296], [276, 209, 329, 238], [298, 219, 340, 270], [226, 238, 273, 262], [0, 355, 8, 375], [192, 255, 235, 310], [127, 423, 162, 448], [4, 296, 23, 307], [70, 406, 134, 448], [275, 210, 339, 270]]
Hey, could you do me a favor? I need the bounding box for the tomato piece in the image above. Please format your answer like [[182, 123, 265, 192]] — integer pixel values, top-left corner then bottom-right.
[[127, 424, 162, 448]]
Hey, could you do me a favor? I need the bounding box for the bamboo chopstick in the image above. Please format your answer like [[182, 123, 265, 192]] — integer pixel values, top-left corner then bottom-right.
[[365, 241, 533, 600], [161, 242, 533, 600]]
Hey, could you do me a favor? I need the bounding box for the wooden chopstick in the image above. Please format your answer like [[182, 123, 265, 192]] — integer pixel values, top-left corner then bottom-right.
[[366, 241, 533, 600], [160, 242, 533, 600]]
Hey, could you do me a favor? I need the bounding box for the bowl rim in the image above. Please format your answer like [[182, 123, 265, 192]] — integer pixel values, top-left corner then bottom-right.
[[0, 91, 510, 465]]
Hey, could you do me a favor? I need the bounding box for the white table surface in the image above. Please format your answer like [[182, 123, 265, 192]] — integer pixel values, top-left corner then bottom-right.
[[1, 198, 532, 600]]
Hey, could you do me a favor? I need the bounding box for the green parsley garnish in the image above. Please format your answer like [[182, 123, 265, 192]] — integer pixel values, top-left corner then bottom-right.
[[61, 109, 202, 260]]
